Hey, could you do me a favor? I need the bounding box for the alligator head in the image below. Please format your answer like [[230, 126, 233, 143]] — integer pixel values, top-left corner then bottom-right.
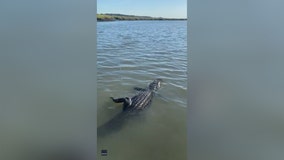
[[148, 78, 163, 91]]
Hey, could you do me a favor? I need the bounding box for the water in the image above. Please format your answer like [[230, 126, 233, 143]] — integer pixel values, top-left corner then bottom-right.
[[97, 20, 187, 160]]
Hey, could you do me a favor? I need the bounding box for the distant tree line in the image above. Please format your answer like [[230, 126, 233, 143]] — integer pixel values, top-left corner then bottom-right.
[[97, 13, 187, 21]]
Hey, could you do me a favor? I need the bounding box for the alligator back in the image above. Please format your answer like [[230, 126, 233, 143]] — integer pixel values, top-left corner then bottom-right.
[[98, 79, 162, 137], [124, 89, 154, 112]]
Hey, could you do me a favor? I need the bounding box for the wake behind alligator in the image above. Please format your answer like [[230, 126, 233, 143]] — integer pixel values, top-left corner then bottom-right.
[[97, 79, 163, 137]]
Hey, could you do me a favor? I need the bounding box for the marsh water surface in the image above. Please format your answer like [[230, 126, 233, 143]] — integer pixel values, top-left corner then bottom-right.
[[97, 20, 187, 160]]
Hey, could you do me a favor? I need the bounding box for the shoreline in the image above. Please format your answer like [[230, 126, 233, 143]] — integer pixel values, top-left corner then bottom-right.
[[97, 19, 187, 22], [97, 13, 187, 22]]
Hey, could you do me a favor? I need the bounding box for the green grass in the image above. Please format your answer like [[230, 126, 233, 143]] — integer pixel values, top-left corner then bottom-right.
[[97, 14, 115, 21]]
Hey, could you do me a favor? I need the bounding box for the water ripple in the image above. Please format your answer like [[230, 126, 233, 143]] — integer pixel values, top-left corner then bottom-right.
[[97, 21, 187, 108]]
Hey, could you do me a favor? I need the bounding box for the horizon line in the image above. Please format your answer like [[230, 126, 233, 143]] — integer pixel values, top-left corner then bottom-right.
[[97, 13, 187, 19]]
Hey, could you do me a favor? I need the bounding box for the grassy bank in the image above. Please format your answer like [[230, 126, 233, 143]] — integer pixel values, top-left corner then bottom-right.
[[97, 13, 187, 21]]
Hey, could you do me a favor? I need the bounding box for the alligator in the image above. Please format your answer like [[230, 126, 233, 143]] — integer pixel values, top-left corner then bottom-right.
[[110, 78, 162, 112], [97, 79, 163, 137]]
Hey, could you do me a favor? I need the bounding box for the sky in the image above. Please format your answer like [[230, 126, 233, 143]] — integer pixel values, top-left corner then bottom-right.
[[97, 0, 187, 18]]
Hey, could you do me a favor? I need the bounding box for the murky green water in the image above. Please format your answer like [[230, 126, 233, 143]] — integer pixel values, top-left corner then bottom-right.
[[97, 20, 187, 160]]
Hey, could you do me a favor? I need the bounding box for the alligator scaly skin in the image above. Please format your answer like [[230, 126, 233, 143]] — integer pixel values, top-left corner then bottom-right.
[[97, 79, 162, 137]]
